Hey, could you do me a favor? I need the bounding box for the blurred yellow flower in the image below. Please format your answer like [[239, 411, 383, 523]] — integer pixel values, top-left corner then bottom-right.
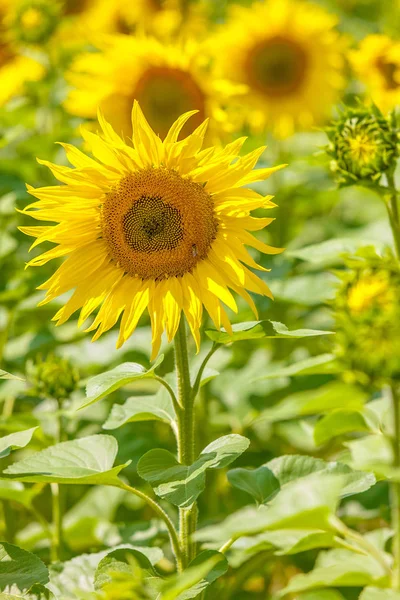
[[350, 34, 400, 113], [20, 103, 283, 359], [0, 0, 45, 105], [65, 35, 245, 141], [347, 272, 394, 314], [211, 0, 346, 138]]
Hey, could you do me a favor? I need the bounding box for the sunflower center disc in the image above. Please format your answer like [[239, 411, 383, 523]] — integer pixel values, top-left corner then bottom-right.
[[376, 57, 399, 90], [246, 36, 308, 96], [133, 66, 206, 138], [102, 168, 218, 279]]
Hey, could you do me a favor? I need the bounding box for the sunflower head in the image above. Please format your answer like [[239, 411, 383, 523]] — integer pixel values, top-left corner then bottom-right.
[[325, 104, 399, 186], [26, 354, 80, 400], [66, 35, 245, 143], [210, 0, 346, 137], [20, 102, 284, 359], [350, 34, 400, 113], [333, 248, 400, 385], [10, 0, 60, 45]]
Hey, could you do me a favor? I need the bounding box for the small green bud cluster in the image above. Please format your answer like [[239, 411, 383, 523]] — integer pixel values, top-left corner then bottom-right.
[[325, 104, 399, 187], [11, 0, 61, 45], [26, 353, 79, 400]]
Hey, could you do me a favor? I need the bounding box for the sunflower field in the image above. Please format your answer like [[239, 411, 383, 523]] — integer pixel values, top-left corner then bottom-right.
[[1, 0, 400, 598]]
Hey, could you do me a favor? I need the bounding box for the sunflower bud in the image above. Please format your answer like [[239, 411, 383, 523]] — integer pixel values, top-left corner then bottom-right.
[[11, 0, 60, 45], [325, 105, 399, 187], [26, 354, 79, 401], [332, 247, 400, 385]]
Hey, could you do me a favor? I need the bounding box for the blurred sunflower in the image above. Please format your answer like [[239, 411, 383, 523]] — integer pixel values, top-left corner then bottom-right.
[[65, 35, 245, 141], [0, 0, 45, 106], [350, 35, 400, 113], [20, 102, 283, 358], [7, 0, 60, 45], [211, 0, 346, 138]]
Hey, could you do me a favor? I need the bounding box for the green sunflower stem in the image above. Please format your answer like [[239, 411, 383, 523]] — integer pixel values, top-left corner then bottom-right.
[[175, 317, 197, 570], [385, 172, 400, 261], [391, 383, 400, 590]]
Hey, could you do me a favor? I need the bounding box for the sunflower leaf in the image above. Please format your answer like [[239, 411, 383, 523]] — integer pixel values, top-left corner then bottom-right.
[[205, 320, 334, 344], [78, 355, 164, 410], [0, 427, 38, 459], [0, 542, 49, 592], [103, 386, 176, 431], [2, 435, 129, 485], [137, 434, 250, 508]]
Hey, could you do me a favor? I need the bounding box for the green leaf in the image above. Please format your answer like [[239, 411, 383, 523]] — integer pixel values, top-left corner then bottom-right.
[[266, 455, 375, 498], [0, 542, 48, 592], [160, 551, 228, 600], [255, 354, 339, 379], [78, 355, 164, 410], [94, 546, 162, 591], [205, 320, 333, 344], [279, 549, 388, 596], [360, 588, 400, 600], [296, 591, 346, 600], [137, 434, 250, 508], [103, 387, 176, 431], [195, 474, 345, 543], [346, 434, 394, 472], [272, 273, 337, 306], [239, 529, 336, 556], [227, 466, 280, 504], [287, 238, 380, 266], [255, 382, 367, 423], [1, 584, 55, 599], [0, 427, 38, 459], [3, 435, 129, 485], [0, 369, 24, 381], [314, 409, 375, 446]]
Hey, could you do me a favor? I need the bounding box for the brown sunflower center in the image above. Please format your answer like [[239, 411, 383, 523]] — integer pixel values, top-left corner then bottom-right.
[[64, 0, 91, 16], [376, 57, 399, 90], [0, 41, 13, 68], [245, 36, 308, 97], [102, 168, 217, 279], [133, 66, 206, 138]]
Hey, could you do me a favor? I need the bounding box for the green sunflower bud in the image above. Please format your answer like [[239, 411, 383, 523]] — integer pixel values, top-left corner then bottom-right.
[[26, 354, 79, 401], [11, 0, 61, 45], [332, 247, 400, 385], [325, 104, 399, 187]]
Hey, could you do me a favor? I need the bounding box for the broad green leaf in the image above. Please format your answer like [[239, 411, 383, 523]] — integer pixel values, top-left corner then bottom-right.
[[0, 543, 48, 592], [0, 369, 24, 381], [279, 549, 389, 596], [239, 529, 336, 556], [255, 382, 367, 423], [346, 434, 394, 472], [0, 427, 38, 459], [137, 434, 250, 508], [227, 466, 280, 504], [94, 547, 162, 591], [161, 551, 228, 600], [296, 591, 346, 600], [48, 551, 106, 597], [272, 273, 337, 306], [195, 474, 345, 543], [205, 320, 333, 344], [78, 355, 164, 410], [1, 584, 55, 599], [103, 387, 176, 431], [360, 588, 400, 599], [266, 455, 375, 498], [314, 409, 375, 446], [3, 435, 129, 485], [255, 354, 340, 379]]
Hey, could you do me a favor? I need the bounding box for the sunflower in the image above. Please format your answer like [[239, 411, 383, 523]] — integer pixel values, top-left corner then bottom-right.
[[350, 35, 400, 113], [0, 0, 44, 106], [20, 102, 284, 359], [65, 35, 245, 142], [210, 0, 345, 138]]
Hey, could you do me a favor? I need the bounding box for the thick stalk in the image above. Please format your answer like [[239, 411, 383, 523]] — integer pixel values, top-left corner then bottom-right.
[[175, 318, 197, 569], [391, 383, 400, 590], [386, 172, 400, 260]]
